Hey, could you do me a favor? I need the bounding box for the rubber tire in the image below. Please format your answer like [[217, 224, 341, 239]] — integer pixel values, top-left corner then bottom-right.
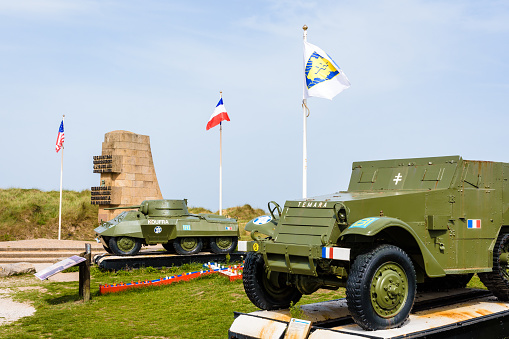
[[162, 241, 176, 253], [173, 237, 203, 255], [243, 252, 302, 310], [346, 244, 416, 331], [479, 233, 509, 301], [210, 237, 238, 254], [108, 236, 142, 256]]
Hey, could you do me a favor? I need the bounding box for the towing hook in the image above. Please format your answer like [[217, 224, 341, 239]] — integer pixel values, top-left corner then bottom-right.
[[250, 230, 264, 241], [321, 234, 328, 246]]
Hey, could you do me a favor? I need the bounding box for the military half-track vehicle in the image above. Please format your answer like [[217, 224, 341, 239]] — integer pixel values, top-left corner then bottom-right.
[[241, 156, 509, 330], [95, 199, 239, 256]]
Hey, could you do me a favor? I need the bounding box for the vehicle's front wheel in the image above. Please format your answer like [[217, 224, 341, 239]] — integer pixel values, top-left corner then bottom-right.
[[210, 237, 238, 254], [162, 241, 176, 253], [173, 237, 203, 255], [108, 236, 142, 256], [479, 232, 509, 300], [346, 244, 416, 331], [243, 252, 302, 310]]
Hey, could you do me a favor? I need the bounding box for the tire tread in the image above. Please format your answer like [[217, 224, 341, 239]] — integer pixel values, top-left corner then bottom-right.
[[346, 244, 416, 330], [243, 252, 301, 310], [479, 233, 509, 301]]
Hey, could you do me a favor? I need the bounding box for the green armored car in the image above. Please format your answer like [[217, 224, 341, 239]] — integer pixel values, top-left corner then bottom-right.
[[95, 199, 239, 256], [241, 156, 509, 330]]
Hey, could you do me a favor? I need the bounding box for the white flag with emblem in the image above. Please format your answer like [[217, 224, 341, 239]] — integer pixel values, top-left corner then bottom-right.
[[303, 41, 350, 100]]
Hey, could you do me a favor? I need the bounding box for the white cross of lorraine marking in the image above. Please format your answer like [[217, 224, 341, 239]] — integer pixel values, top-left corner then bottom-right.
[[393, 173, 403, 185]]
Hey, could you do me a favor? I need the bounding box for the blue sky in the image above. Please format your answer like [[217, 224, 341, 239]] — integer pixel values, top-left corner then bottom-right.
[[1, 0, 508, 212]]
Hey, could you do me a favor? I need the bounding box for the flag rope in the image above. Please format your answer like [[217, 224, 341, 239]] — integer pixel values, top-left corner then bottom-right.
[[302, 100, 310, 117]]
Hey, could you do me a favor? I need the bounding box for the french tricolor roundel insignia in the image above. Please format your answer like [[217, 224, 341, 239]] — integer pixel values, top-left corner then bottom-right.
[[467, 219, 481, 229]]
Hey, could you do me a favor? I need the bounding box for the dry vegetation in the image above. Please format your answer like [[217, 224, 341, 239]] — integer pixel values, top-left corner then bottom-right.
[[0, 189, 265, 241], [0, 189, 99, 241], [189, 204, 266, 239]]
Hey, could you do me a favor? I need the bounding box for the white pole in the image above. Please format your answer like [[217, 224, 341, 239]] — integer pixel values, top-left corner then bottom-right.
[[303, 101, 307, 199], [58, 115, 65, 240], [219, 92, 223, 216], [302, 25, 308, 199]]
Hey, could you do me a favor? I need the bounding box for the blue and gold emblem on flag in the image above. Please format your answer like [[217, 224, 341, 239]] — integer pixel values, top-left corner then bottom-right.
[[305, 52, 339, 90], [303, 41, 350, 100]]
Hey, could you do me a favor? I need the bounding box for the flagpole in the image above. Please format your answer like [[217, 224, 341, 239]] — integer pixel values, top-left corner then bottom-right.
[[58, 115, 65, 240], [302, 25, 308, 199], [219, 92, 223, 216]]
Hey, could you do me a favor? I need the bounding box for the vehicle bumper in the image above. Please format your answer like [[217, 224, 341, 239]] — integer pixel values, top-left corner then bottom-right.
[[238, 241, 350, 276]]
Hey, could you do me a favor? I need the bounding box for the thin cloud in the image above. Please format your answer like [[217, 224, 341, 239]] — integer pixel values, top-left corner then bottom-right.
[[0, 0, 92, 16]]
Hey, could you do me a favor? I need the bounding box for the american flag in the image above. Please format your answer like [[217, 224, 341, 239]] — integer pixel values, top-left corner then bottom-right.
[[55, 120, 64, 153]]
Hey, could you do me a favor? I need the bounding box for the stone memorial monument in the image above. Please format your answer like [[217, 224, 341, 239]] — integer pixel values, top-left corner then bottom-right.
[[91, 130, 163, 223]]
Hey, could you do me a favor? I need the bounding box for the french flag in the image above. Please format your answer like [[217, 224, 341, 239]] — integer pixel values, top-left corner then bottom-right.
[[206, 97, 230, 130], [468, 219, 481, 229]]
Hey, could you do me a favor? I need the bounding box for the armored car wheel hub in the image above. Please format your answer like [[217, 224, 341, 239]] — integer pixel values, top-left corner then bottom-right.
[[181, 238, 199, 251], [117, 237, 137, 252], [215, 237, 233, 250], [108, 236, 142, 256], [371, 262, 408, 318]]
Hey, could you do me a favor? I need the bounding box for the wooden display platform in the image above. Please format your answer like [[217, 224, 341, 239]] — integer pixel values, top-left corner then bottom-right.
[[229, 289, 509, 339]]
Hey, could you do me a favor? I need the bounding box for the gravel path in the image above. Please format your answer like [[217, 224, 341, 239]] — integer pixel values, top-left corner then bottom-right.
[[0, 238, 166, 326], [0, 288, 36, 326], [0, 239, 103, 326], [0, 238, 104, 250]]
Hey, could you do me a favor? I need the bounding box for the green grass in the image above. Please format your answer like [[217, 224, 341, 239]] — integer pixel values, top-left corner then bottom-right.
[[0, 268, 488, 338], [0, 265, 343, 339], [0, 265, 490, 339], [466, 274, 486, 289]]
